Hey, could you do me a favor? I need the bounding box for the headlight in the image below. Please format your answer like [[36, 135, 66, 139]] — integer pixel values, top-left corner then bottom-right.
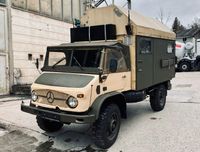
[[67, 97, 78, 108], [31, 91, 38, 102]]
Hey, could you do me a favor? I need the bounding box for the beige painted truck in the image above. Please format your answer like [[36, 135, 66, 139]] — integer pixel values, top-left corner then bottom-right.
[[21, 5, 176, 149]]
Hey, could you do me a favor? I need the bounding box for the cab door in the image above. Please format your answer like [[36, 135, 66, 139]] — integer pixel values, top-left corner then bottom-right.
[[101, 48, 131, 93], [136, 36, 154, 90]]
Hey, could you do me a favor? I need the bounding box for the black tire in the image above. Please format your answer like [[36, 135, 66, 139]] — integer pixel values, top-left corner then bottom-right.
[[92, 104, 121, 149], [36, 116, 63, 132], [178, 61, 190, 72], [150, 85, 167, 112]]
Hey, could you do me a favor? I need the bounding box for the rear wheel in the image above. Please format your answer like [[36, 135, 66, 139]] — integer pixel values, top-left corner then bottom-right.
[[92, 104, 121, 149], [36, 116, 63, 132], [150, 85, 167, 112], [179, 61, 191, 72]]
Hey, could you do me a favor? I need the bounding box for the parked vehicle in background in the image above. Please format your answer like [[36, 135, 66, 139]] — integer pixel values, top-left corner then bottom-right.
[[176, 41, 200, 72]]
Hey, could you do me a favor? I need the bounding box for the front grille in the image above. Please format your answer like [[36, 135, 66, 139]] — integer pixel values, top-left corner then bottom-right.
[[35, 90, 69, 108]]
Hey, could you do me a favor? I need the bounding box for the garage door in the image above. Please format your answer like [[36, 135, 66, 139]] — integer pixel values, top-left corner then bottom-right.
[[0, 8, 7, 95]]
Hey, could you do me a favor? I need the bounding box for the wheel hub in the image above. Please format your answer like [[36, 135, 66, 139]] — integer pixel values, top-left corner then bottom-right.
[[182, 64, 188, 70], [107, 113, 119, 140], [110, 119, 117, 132]]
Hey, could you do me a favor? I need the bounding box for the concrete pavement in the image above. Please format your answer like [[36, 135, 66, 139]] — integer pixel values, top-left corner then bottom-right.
[[0, 72, 200, 152]]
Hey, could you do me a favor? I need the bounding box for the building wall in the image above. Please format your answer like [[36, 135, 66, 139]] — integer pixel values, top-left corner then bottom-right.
[[0, 0, 87, 94], [11, 8, 72, 84]]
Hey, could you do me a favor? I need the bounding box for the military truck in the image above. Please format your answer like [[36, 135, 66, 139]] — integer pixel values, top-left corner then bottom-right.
[[21, 5, 176, 149]]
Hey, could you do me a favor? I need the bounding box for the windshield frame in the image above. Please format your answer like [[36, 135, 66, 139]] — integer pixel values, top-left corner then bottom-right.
[[42, 46, 105, 74]]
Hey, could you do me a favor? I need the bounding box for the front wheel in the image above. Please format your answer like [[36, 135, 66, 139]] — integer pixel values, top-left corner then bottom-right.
[[150, 85, 167, 112], [36, 116, 63, 132], [92, 104, 121, 149]]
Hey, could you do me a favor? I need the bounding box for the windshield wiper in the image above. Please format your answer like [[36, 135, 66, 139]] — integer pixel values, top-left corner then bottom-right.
[[73, 56, 84, 71], [52, 57, 66, 68]]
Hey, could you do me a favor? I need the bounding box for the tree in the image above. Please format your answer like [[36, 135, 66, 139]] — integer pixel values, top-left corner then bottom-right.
[[190, 17, 200, 29], [156, 8, 171, 25], [172, 17, 185, 33]]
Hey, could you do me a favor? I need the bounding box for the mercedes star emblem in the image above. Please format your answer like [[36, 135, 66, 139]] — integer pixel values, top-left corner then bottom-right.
[[46, 91, 54, 103]]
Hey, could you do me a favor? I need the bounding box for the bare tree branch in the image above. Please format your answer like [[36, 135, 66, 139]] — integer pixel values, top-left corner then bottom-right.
[[156, 8, 171, 25]]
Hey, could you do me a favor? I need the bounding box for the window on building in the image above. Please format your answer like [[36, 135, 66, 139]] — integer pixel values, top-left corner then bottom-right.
[[11, 0, 86, 23], [52, 0, 62, 19], [27, 0, 39, 12], [0, 0, 6, 4], [40, 0, 52, 16], [72, 0, 80, 20], [12, 0, 26, 9], [139, 38, 152, 54], [63, 0, 72, 22]]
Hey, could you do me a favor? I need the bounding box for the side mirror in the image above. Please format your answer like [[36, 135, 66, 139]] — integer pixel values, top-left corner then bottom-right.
[[109, 59, 118, 73], [98, 68, 106, 83]]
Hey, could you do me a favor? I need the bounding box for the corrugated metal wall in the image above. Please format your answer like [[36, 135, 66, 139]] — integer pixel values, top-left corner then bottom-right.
[[11, 0, 86, 22]]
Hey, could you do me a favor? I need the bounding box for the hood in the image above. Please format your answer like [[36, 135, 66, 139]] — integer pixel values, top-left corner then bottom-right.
[[35, 73, 94, 88]]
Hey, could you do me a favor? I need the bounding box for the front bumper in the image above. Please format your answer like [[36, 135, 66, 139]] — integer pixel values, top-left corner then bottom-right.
[[21, 101, 96, 124]]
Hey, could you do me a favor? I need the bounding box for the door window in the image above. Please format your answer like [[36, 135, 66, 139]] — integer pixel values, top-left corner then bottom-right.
[[105, 49, 128, 73]]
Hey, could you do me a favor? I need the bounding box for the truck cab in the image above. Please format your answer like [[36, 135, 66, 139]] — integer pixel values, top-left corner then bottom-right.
[[30, 42, 131, 114]]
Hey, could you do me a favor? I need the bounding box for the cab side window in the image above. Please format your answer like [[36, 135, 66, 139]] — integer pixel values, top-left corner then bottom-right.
[[167, 42, 175, 53], [105, 49, 128, 73], [139, 38, 152, 54]]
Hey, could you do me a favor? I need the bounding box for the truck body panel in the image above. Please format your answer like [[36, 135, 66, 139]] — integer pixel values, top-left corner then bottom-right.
[[81, 5, 176, 90]]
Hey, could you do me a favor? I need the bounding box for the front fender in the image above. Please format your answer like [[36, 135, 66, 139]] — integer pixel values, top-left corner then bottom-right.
[[88, 92, 126, 120]]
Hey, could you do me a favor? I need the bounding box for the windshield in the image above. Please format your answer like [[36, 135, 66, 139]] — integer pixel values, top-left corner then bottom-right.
[[43, 48, 102, 74]]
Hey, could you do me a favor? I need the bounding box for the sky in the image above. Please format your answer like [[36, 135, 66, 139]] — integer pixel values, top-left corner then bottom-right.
[[109, 0, 200, 28]]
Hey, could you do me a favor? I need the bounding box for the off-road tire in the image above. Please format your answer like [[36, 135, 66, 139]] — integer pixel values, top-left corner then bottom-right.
[[36, 116, 63, 132], [92, 104, 121, 149], [179, 61, 190, 72], [150, 85, 167, 112]]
